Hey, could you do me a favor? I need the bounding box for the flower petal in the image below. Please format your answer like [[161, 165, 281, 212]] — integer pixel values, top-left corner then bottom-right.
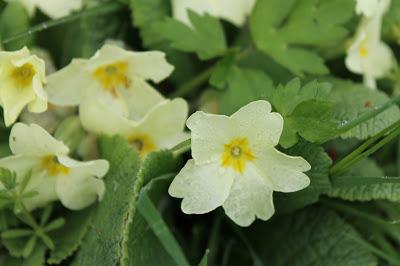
[[10, 123, 69, 156], [35, 0, 82, 19], [46, 59, 92, 106], [0, 155, 38, 178], [231, 100, 283, 147], [23, 171, 58, 210], [136, 98, 189, 149], [56, 170, 105, 210], [255, 146, 311, 193], [187, 111, 237, 164], [169, 159, 234, 214], [57, 155, 109, 178], [223, 163, 274, 227]]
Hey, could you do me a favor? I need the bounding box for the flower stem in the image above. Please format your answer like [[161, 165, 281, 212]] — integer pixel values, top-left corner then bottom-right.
[[1, 2, 125, 45]]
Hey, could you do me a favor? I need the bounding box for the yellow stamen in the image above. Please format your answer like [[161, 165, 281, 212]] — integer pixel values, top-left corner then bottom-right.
[[359, 46, 368, 57], [41, 155, 70, 176], [128, 134, 156, 157], [11, 63, 35, 87], [92, 61, 130, 97], [221, 137, 255, 174]]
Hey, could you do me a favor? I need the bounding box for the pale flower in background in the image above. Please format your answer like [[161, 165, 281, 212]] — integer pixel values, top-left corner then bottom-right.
[[46, 44, 172, 120], [6, 0, 82, 19], [80, 98, 189, 158], [346, 0, 393, 89], [169, 101, 311, 227], [355, 0, 383, 17], [0, 47, 47, 127], [0, 123, 108, 210], [172, 0, 256, 27]]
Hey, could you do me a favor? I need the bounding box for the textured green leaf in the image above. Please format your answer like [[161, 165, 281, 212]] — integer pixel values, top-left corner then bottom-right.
[[199, 250, 210, 266], [275, 142, 332, 213], [2, 244, 46, 266], [328, 159, 400, 201], [47, 209, 93, 264], [250, 0, 354, 75], [328, 79, 400, 140], [219, 66, 274, 115], [249, 207, 377, 266], [158, 11, 227, 60], [72, 136, 141, 266], [0, 2, 32, 50]]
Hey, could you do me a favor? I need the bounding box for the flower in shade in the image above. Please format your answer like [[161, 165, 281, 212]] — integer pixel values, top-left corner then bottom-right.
[[6, 0, 82, 19], [169, 101, 311, 227], [0, 123, 108, 210], [0, 47, 47, 127], [345, 0, 393, 89]]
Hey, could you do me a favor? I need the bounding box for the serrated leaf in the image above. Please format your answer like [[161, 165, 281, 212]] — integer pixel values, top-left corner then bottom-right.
[[72, 136, 141, 266], [2, 244, 46, 266], [328, 79, 400, 140], [250, 0, 354, 75], [248, 207, 377, 266], [328, 158, 400, 201], [275, 142, 332, 213], [219, 66, 274, 115], [47, 209, 93, 264], [158, 11, 227, 60], [270, 79, 337, 147]]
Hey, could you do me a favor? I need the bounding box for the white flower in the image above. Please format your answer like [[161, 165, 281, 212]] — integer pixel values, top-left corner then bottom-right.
[[346, 0, 393, 89], [80, 97, 189, 158], [7, 0, 82, 19], [0, 47, 47, 127], [0, 123, 108, 211], [355, 0, 385, 17], [168, 101, 311, 227], [46, 44, 172, 119], [172, 0, 256, 27]]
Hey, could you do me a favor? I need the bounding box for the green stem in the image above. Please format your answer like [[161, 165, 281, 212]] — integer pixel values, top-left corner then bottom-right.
[[171, 139, 191, 157], [1, 2, 124, 45], [338, 94, 400, 134], [330, 120, 400, 175]]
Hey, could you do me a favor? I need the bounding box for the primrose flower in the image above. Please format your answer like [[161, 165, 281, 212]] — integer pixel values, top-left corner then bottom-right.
[[0, 123, 108, 211], [345, 0, 393, 89], [7, 0, 82, 19], [172, 0, 256, 27], [0, 47, 47, 127], [355, 0, 382, 17], [168, 101, 311, 227], [80, 97, 189, 158], [46, 44, 171, 119]]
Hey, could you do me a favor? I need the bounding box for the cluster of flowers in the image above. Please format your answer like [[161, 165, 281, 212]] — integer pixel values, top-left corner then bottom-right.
[[0, 43, 311, 226]]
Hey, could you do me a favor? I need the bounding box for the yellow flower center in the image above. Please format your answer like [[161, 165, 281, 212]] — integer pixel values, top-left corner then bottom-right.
[[41, 155, 70, 176], [221, 137, 255, 174], [128, 134, 156, 157], [359, 46, 368, 57], [11, 63, 36, 87], [92, 61, 130, 97]]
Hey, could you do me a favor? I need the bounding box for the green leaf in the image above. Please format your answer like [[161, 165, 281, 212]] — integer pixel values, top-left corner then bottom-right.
[[72, 136, 141, 266], [47, 209, 93, 264], [199, 250, 210, 266], [129, 0, 171, 47], [2, 244, 46, 266], [328, 79, 400, 140], [60, 0, 125, 64], [0, 2, 32, 50], [328, 158, 400, 201], [219, 66, 274, 115], [0, 167, 17, 190], [250, 0, 354, 76], [270, 79, 337, 147], [275, 142, 332, 213], [158, 11, 227, 60], [248, 207, 377, 266]]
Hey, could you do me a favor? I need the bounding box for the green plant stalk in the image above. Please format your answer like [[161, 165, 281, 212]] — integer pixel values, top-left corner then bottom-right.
[[330, 120, 400, 176], [1, 2, 124, 45], [171, 139, 191, 157]]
